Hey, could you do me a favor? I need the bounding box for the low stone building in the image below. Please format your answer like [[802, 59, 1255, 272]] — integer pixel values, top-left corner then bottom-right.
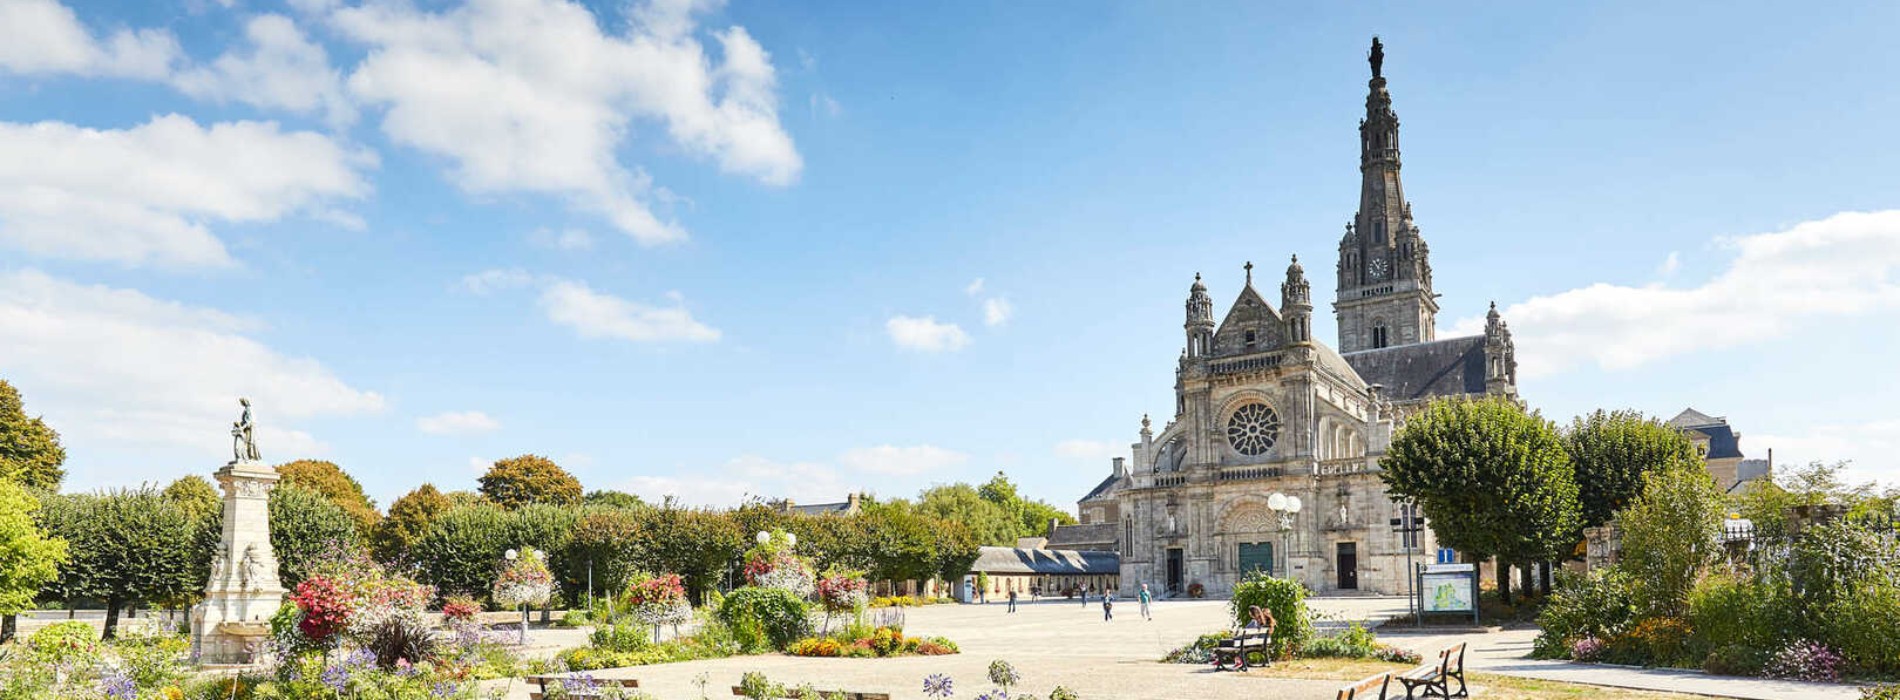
[[960, 543, 1119, 603], [1666, 408, 1773, 493]]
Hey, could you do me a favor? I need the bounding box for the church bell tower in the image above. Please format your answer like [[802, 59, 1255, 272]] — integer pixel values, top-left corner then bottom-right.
[[1335, 37, 1438, 353]]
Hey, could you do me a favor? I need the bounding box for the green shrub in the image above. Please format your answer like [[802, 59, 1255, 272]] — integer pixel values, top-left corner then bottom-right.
[[590, 621, 652, 653], [1821, 581, 1900, 674], [1703, 644, 1768, 676], [1686, 574, 1796, 661], [717, 586, 811, 652], [1532, 569, 1637, 659], [26, 621, 99, 665], [1229, 573, 1310, 660], [1862, 684, 1900, 700], [112, 631, 190, 689]]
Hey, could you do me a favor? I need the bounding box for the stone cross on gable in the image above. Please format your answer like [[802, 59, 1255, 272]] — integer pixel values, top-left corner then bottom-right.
[[1244, 261, 1254, 285]]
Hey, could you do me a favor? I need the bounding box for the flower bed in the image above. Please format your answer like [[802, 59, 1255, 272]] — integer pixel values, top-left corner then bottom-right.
[[786, 626, 958, 658]]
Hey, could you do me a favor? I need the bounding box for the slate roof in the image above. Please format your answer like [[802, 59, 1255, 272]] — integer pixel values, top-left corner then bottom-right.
[[1341, 335, 1488, 402], [1667, 408, 1743, 459], [789, 501, 852, 515], [1079, 474, 1119, 502], [1045, 523, 1118, 552], [969, 546, 1120, 575]]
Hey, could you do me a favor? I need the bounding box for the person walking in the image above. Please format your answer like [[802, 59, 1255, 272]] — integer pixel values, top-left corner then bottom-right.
[[1102, 591, 1114, 621], [1079, 583, 1089, 607], [1138, 583, 1153, 621], [1007, 589, 1017, 613]]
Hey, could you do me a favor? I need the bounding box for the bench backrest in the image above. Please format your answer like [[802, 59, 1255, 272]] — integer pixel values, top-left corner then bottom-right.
[[1335, 671, 1391, 700], [1439, 642, 1467, 673], [730, 686, 890, 700]]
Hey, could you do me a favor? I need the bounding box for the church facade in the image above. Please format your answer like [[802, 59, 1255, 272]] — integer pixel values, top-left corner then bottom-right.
[[1063, 41, 1520, 598]]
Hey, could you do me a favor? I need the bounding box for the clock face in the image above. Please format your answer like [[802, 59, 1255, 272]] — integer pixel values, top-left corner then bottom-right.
[[1368, 258, 1389, 280]]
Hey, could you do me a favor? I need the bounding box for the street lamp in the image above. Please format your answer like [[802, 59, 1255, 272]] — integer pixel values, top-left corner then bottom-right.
[[504, 549, 527, 645], [1266, 493, 1302, 581]]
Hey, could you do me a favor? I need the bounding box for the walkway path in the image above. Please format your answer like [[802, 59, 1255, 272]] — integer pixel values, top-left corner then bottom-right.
[[486, 597, 1867, 700]]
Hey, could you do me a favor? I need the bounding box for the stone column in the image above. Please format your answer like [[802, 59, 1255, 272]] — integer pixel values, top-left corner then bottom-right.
[[190, 459, 286, 666]]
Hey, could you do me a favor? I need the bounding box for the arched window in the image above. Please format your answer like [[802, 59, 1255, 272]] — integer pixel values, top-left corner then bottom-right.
[[1372, 322, 1389, 349]]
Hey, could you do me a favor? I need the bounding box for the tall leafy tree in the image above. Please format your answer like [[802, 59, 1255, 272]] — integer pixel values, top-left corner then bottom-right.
[[276, 459, 381, 532], [1615, 464, 1726, 617], [268, 484, 361, 587], [412, 503, 514, 599], [41, 489, 197, 639], [916, 484, 1018, 546], [583, 490, 644, 509], [0, 380, 64, 492], [1380, 397, 1581, 603], [629, 507, 741, 601], [376, 483, 451, 562], [160, 476, 224, 613], [0, 482, 65, 642], [479, 455, 582, 509], [1566, 410, 1701, 529]]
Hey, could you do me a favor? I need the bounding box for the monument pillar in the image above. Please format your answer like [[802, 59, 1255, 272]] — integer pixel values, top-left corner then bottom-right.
[[190, 398, 286, 665]]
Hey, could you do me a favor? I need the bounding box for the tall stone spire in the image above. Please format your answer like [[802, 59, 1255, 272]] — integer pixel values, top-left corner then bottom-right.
[[1335, 37, 1438, 353], [1184, 273, 1214, 358]]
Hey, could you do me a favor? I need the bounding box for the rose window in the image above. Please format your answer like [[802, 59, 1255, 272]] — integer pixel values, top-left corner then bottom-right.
[[1225, 403, 1281, 456]]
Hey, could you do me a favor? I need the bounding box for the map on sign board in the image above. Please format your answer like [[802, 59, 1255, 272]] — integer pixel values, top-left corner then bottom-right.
[[1421, 571, 1474, 612]]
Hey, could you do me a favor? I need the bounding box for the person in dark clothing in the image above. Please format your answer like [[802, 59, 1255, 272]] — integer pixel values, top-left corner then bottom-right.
[[1007, 589, 1017, 613], [1102, 592, 1114, 621]]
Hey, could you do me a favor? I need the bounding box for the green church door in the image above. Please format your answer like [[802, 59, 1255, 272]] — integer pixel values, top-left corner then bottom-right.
[[1238, 542, 1274, 577]]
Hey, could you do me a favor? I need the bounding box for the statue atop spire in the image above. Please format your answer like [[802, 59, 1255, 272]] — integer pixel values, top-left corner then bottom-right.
[[1369, 36, 1384, 78]]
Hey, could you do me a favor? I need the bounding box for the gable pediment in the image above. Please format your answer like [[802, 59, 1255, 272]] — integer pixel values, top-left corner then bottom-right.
[[1211, 286, 1286, 356]]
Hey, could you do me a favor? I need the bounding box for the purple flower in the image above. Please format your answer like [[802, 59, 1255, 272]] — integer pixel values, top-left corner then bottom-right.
[[563, 674, 601, 693], [432, 680, 461, 697], [346, 647, 378, 668], [923, 673, 955, 698], [321, 663, 352, 692], [98, 670, 136, 700]]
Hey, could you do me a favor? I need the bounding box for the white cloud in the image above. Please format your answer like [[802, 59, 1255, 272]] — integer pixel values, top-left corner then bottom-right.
[[1657, 251, 1681, 277], [964, 278, 984, 296], [623, 454, 845, 508], [417, 410, 501, 435], [809, 92, 841, 118], [838, 444, 968, 476], [171, 14, 356, 128], [0, 269, 384, 465], [0, 0, 182, 79], [457, 268, 533, 295], [0, 114, 374, 268], [983, 297, 1014, 327], [540, 278, 720, 343], [886, 315, 969, 352], [330, 0, 800, 245], [1454, 210, 1900, 378], [1054, 439, 1121, 462], [530, 226, 594, 251], [1752, 419, 1900, 486]]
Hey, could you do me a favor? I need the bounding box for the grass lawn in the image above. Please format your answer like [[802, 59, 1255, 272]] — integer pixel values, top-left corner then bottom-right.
[[1239, 658, 1708, 699]]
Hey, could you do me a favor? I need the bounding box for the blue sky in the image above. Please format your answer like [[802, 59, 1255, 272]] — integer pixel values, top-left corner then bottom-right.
[[3, 0, 1898, 510]]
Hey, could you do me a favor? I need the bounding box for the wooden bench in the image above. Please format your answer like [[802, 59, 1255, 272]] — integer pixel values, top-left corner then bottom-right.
[[1336, 671, 1393, 700], [526, 675, 639, 700], [730, 686, 889, 700], [1396, 642, 1467, 699], [1211, 628, 1272, 671]]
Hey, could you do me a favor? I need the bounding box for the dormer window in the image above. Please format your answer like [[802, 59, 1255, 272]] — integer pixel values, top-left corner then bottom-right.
[[1244, 330, 1257, 346]]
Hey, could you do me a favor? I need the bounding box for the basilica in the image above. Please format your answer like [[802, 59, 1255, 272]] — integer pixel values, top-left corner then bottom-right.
[[1050, 40, 1519, 597]]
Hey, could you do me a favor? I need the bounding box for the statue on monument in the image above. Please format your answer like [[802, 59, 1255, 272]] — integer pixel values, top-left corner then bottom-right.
[[231, 398, 260, 463], [1369, 36, 1384, 78]]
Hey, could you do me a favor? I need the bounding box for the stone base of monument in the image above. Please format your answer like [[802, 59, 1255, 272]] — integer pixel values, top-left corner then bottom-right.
[[190, 459, 288, 667]]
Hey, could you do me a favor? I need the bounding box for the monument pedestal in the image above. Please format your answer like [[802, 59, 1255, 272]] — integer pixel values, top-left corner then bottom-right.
[[190, 459, 286, 666]]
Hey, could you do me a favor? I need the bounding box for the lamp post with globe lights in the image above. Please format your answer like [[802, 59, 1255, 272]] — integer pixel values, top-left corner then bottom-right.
[[1267, 493, 1302, 581], [504, 549, 524, 644]]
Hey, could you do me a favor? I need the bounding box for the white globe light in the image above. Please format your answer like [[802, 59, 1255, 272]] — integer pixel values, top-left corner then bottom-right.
[[1267, 493, 1287, 511], [505, 548, 519, 560], [535, 549, 547, 561], [1286, 496, 1303, 514], [785, 532, 797, 546], [757, 531, 771, 545]]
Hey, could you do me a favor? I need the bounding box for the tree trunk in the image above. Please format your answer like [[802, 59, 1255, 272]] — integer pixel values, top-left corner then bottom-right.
[[1540, 562, 1554, 596], [103, 596, 122, 640], [1518, 562, 1535, 600], [1495, 559, 1512, 605], [0, 614, 14, 643]]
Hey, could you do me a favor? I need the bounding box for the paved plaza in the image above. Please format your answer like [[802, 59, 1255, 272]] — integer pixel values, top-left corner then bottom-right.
[[482, 597, 1864, 700]]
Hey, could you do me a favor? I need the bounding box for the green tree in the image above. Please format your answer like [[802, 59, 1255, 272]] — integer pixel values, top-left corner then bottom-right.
[[566, 508, 643, 595], [1566, 410, 1701, 529], [630, 507, 741, 601], [41, 489, 197, 639], [1735, 460, 1881, 538], [916, 484, 1018, 546], [275, 459, 381, 532], [0, 483, 65, 633], [930, 519, 981, 585], [268, 484, 361, 587], [1615, 465, 1726, 617], [0, 380, 64, 492], [375, 483, 450, 562], [1380, 397, 1581, 603], [479, 455, 582, 509], [583, 490, 644, 509], [160, 476, 223, 613], [412, 503, 513, 599]]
